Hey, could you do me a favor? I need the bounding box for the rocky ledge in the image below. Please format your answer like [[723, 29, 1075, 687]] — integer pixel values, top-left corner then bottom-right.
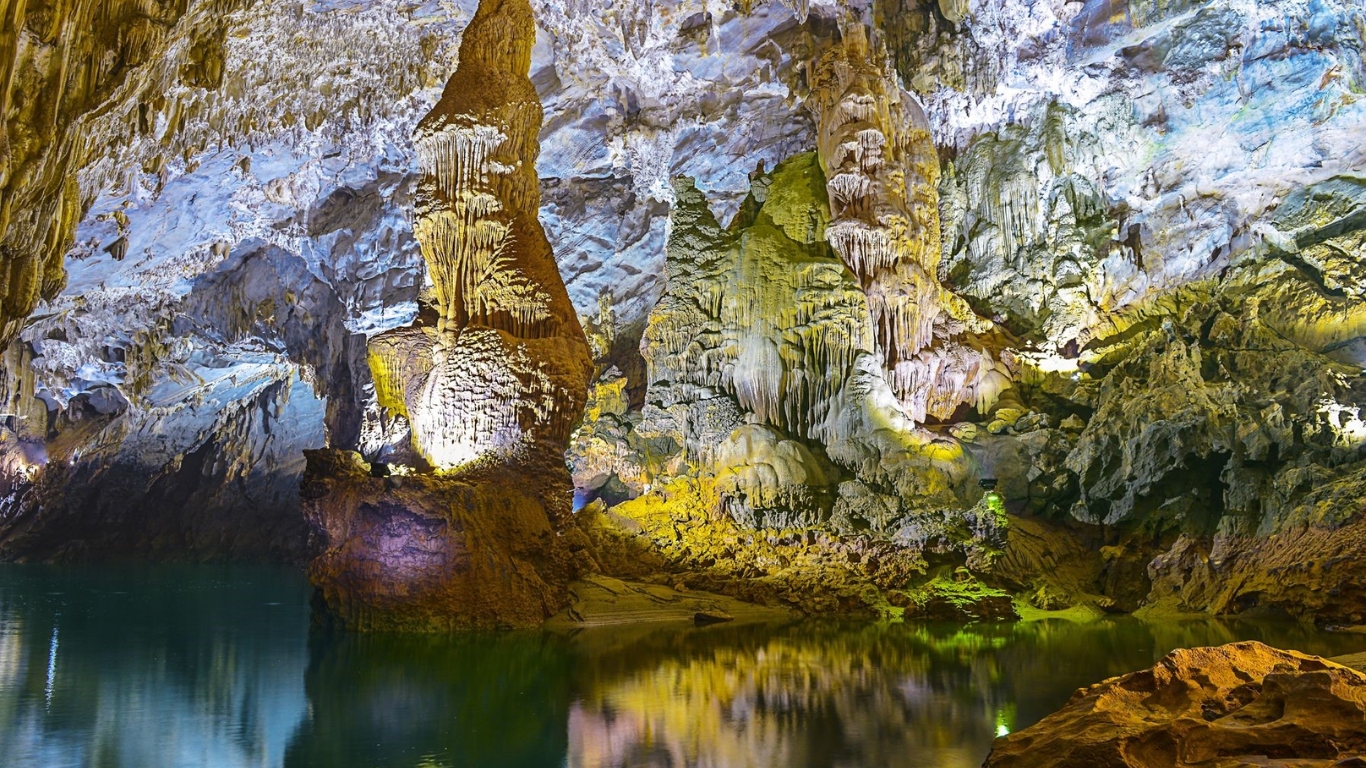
[[984, 641, 1366, 768]]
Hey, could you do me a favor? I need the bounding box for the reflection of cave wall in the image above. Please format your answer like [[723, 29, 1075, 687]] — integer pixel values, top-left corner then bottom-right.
[[0, 566, 310, 766]]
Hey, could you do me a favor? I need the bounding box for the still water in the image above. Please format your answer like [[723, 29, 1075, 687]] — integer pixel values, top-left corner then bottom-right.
[[3, 565, 1366, 768]]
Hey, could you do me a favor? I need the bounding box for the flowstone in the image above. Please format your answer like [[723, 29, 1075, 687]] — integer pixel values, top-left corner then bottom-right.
[[806, 23, 1012, 425], [570, 152, 1011, 617]]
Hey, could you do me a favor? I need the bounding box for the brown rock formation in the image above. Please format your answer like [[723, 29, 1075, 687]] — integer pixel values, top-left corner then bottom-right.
[[0, 0, 245, 345], [984, 641, 1366, 768], [306, 0, 593, 630], [302, 449, 584, 631], [369, 0, 591, 472]]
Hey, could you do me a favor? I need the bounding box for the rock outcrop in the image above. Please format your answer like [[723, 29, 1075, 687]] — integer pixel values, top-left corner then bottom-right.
[[0, 0, 247, 345], [368, 0, 591, 472], [984, 641, 1366, 768], [571, 151, 1010, 617], [301, 449, 585, 631], [0, 0, 1363, 631], [807, 22, 1009, 424]]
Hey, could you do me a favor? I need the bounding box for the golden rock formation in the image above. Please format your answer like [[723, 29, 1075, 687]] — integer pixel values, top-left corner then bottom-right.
[[807, 23, 1011, 424], [371, 0, 591, 471], [305, 0, 594, 631], [985, 642, 1366, 768], [0, 0, 219, 344]]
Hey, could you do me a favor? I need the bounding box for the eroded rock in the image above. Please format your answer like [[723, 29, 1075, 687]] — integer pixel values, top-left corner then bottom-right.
[[302, 448, 586, 631], [984, 641, 1366, 768]]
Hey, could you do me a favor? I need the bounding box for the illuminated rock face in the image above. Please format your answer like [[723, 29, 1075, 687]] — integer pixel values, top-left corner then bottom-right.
[[0, 0, 1360, 626], [985, 642, 1366, 768], [304, 0, 592, 631], [300, 448, 583, 631], [0, 0, 226, 345], [807, 24, 1010, 424], [374, 0, 591, 472], [585, 153, 1007, 594]]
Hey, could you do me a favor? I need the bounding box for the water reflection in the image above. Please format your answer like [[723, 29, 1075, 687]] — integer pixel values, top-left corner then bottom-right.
[[562, 618, 1366, 768], [3, 564, 1366, 768], [0, 565, 310, 768], [284, 631, 570, 768]]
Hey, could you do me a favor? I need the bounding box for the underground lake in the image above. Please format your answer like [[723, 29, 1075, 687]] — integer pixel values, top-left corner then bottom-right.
[[4, 564, 1366, 768]]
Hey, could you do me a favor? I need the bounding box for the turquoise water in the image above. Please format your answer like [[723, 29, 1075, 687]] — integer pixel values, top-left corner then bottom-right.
[[3, 565, 1365, 768]]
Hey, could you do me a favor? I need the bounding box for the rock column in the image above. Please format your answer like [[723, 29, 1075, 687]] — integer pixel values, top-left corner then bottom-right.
[[305, 0, 593, 631]]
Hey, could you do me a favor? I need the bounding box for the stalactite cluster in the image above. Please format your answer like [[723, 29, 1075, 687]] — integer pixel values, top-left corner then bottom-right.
[[642, 160, 872, 451], [369, 0, 591, 471], [0, 0, 222, 345], [807, 23, 1011, 424]]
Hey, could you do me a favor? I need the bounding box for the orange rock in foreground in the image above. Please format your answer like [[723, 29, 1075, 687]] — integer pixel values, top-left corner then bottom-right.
[[984, 641, 1366, 768]]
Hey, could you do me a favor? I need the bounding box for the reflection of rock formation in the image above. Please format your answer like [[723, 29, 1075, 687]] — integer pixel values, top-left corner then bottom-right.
[[807, 24, 1010, 424], [285, 611, 571, 767], [567, 622, 1014, 768], [369, 0, 591, 472], [985, 642, 1366, 768], [565, 618, 1365, 768], [0, 566, 309, 767], [306, 0, 592, 631]]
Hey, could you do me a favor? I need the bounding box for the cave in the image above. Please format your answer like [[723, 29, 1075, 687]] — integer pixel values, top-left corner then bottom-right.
[[2, 0, 1366, 766]]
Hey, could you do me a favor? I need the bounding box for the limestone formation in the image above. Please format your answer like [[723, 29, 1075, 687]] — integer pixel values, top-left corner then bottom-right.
[[301, 449, 584, 631], [634, 155, 989, 522], [370, 0, 591, 472], [0, 0, 1361, 636], [806, 23, 1010, 424], [984, 642, 1366, 768], [0, 0, 206, 344], [572, 153, 1009, 616], [306, 0, 592, 630]]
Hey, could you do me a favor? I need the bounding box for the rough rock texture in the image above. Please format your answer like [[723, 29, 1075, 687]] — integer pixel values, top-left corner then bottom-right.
[[301, 449, 586, 631], [303, 0, 595, 630], [546, 573, 793, 628], [569, 150, 1012, 616], [579, 481, 997, 617], [984, 641, 1366, 768], [807, 22, 1008, 424], [0, 0, 442, 559], [0, 0, 241, 345], [370, 0, 592, 471], [0, 0, 1362, 629]]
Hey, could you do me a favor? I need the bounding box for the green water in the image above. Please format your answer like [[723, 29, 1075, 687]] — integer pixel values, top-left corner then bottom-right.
[[3, 565, 1365, 768]]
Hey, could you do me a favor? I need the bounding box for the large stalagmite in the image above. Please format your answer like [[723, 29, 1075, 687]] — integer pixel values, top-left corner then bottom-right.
[[807, 24, 1011, 424], [380, 0, 591, 471], [302, 0, 593, 631]]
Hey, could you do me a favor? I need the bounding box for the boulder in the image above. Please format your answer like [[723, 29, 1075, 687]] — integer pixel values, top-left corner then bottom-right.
[[984, 641, 1366, 768]]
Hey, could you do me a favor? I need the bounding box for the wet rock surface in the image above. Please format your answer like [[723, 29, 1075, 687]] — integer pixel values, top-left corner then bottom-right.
[[984, 641, 1366, 768]]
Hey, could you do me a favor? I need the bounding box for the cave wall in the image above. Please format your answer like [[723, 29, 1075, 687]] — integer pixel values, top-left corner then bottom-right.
[[0, 0, 1360, 621]]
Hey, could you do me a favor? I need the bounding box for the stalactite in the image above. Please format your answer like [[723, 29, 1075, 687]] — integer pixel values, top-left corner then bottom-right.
[[807, 22, 1007, 425]]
